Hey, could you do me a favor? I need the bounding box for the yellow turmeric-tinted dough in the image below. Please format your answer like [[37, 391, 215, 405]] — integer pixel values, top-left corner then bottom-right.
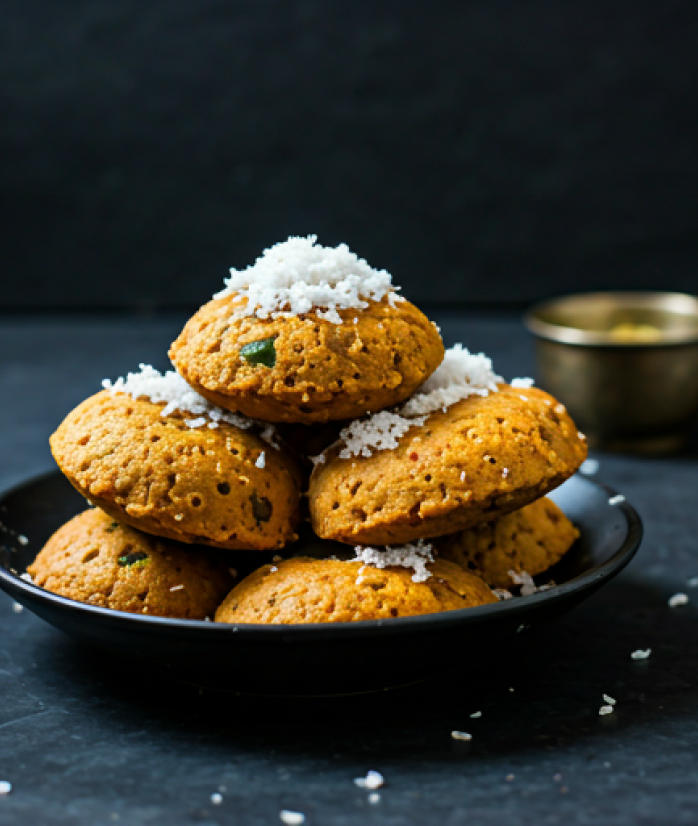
[[50, 390, 302, 550], [436, 497, 579, 588], [309, 385, 587, 546], [214, 556, 496, 624], [28, 509, 234, 619], [169, 295, 444, 424]]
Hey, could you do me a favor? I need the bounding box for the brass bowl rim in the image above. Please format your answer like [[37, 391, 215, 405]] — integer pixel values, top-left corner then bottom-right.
[[524, 291, 698, 347]]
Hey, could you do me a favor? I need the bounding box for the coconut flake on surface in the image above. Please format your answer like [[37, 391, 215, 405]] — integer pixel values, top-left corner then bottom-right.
[[103, 365, 278, 445], [259, 424, 278, 447], [493, 588, 513, 601], [0, 781, 11, 795], [351, 540, 434, 582], [451, 731, 472, 741], [603, 694, 616, 705], [279, 811, 305, 825], [214, 235, 399, 324], [608, 494, 625, 506], [510, 377, 535, 389], [401, 345, 503, 418], [255, 452, 266, 469], [333, 345, 504, 459], [599, 705, 614, 716], [327, 345, 535, 460], [338, 411, 426, 459], [508, 570, 539, 596], [668, 592, 689, 607], [354, 771, 384, 790], [631, 649, 651, 660], [579, 458, 600, 475]]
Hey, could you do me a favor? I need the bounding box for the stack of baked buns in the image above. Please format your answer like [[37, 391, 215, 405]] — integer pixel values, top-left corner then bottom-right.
[[29, 236, 587, 624]]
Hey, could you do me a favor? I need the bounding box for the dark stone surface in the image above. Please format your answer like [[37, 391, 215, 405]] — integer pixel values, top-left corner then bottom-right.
[[3, 0, 698, 310], [1, 312, 698, 825]]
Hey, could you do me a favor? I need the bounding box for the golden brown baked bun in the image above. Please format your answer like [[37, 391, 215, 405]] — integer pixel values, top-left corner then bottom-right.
[[436, 497, 579, 588], [309, 385, 587, 546], [215, 556, 496, 624], [28, 509, 234, 619], [50, 390, 302, 550], [168, 296, 444, 424]]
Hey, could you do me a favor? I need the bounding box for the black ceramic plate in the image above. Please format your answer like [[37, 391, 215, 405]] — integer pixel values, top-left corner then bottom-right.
[[0, 471, 642, 695]]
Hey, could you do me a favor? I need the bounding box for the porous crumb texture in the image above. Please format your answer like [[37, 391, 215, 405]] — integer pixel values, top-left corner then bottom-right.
[[50, 391, 302, 550], [309, 385, 587, 545], [28, 509, 234, 619], [436, 497, 579, 588], [169, 296, 444, 424], [214, 557, 496, 624]]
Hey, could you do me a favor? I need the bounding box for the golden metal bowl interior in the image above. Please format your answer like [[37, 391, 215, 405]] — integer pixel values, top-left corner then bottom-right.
[[525, 291, 698, 346]]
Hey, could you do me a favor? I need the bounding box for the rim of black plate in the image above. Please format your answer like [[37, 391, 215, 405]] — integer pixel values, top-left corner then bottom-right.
[[0, 470, 643, 641]]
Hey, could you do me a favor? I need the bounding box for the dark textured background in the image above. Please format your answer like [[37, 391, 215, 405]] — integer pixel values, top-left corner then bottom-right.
[[3, 0, 698, 310]]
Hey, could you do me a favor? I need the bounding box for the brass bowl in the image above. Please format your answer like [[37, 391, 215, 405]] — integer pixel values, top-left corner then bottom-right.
[[524, 292, 698, 454]]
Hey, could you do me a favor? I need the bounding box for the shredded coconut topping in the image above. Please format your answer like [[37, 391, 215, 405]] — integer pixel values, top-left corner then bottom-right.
[[103, 364, 278, 447], [214, 235, 399, 324], [351, 540, 434, 582], [631, 649, 651, 660], [508, 570, 538, 596], [104, 364, 251, 429], [451, 731, 472, 741], [329, 345, 533, 460], [401, 345, 503, 418], [339, 411, 426, 459], [0, 781, 11, 795], [668, 592, 689, 607], [493, 588, 513, 601], [599, 705, 614, 716]]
